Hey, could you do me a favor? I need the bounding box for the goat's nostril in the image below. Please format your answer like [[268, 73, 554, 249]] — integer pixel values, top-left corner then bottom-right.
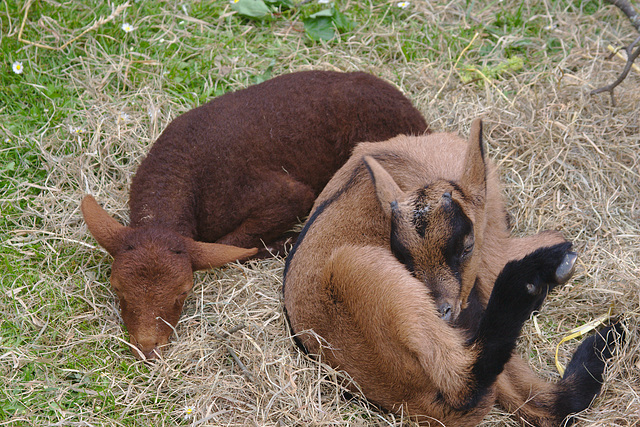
[[141, 346, 160, 361], [131, 337, 164, 360], [438, 303, 452, 322]]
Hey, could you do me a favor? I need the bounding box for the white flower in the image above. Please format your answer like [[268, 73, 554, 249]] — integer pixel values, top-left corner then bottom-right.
[[183, 406, 195, 420], [12, 61, 24, 74], [397, 1, 410, 8], [121, 22, 134, 33], [119, 112, 131, 122], [69, 126, 85, 134], [230, 0, 239, 3], [318, 0, 331, 3]]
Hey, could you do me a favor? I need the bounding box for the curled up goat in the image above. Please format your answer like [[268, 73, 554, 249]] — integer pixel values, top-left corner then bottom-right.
[[283, 119, 623, 426], [81, 70, 428, 359]]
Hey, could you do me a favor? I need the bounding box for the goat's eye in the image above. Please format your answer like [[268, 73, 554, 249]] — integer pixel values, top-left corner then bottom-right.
[[461, 243, 474, 258], [460, 235, 474, 259], [124, 244, 135, 251], [171, 249, 184, 255]]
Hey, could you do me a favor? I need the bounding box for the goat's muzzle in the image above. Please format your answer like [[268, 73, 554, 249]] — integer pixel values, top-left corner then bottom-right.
[[130, 336, 165, 361], [438, 303, 453, 322], [437, 300, 461, 323]]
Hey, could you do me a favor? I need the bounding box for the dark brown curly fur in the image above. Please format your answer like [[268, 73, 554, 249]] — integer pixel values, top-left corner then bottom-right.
[[82, 70, 428, 359]]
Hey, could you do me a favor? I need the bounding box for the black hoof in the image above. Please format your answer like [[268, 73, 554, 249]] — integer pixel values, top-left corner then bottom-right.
[[490, 242, 575, 317], [554, 251, 577, 284]]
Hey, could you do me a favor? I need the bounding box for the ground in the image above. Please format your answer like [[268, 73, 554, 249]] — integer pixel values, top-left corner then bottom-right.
[[0, 0, 638, 425]]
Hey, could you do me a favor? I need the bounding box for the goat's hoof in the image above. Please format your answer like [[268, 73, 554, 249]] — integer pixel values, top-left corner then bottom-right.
[[554, 251, 577, 284]]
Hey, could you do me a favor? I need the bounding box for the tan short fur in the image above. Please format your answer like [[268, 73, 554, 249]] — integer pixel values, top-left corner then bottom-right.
[[283, 120, 621, 425]]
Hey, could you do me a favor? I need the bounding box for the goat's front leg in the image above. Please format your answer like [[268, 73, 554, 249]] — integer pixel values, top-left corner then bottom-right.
[[461, 242, 577, 411], [216, 173, 316, 258]]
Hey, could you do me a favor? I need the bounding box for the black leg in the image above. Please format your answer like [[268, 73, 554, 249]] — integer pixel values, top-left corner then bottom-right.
[[555, 322, 625, 424], [456, 242, 575, 410]]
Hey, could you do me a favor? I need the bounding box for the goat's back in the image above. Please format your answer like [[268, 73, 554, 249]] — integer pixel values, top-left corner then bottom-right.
[[129, 70, 428, 242]]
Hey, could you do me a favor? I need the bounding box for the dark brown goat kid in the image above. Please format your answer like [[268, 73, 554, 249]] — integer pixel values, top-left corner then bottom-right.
[[283, 119, 623, 426], [82, 70, 428, 359]]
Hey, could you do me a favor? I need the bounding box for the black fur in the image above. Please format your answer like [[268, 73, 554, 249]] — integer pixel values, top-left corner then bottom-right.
[[411, 186, 431, 238], [455, 242, 574, 411], [442, 200, 474, 276], [454, 282, 484, 339], [554, 322, 624, 424], [390, 202, 416, 274]]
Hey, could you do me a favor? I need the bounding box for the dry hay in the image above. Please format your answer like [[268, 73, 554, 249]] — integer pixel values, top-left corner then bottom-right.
[[4, 0, 639, 426]]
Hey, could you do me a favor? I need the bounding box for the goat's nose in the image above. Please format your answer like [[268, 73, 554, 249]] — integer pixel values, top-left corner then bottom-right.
[[438, 303, 452, 322], [133, 338, 161, 360], [141, 347, 160, 360]]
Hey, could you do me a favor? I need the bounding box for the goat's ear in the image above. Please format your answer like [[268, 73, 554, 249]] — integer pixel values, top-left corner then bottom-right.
[[363, 155, 405, 217], [188, 240, 258, 271], [460, 119, 486, 194], [81, 195, 128, 256]]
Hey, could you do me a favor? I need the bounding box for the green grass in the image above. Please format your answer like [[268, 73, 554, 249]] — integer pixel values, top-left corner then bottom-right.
[[0, 0, 567, 132]]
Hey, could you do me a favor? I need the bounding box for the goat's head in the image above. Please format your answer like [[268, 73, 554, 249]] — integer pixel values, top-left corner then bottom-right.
[[80, 195, 257, 359], [364, 119, 487, 323]]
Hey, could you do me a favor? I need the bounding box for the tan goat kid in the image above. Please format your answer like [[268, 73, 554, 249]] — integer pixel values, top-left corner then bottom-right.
[[283, 119, 622, 426]]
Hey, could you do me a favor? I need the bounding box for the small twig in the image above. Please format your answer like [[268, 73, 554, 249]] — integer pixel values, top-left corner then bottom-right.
[[212, 323, 253, 380], [607, 44, 640, 72], [212, 322, 246, 340], [590, 35, 640, 106], [605, 0, 640, 32], [225, 344, 254, 381]]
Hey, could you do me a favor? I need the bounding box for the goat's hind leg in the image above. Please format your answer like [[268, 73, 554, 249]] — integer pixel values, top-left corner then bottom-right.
[[491, 240, 623, 426], [557, 321, 624, 423], [496, 322, 624, 426]]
